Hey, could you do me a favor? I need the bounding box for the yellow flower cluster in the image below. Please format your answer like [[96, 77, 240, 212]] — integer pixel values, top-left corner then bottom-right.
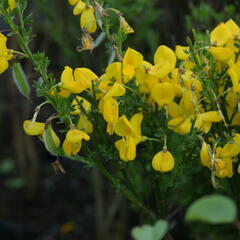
[[68, 0, 97, 34], [0, 33, 13, 74], [22, 18, 240, 179]]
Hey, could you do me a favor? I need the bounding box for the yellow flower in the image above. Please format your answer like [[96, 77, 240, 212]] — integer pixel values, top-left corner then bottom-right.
[[200, 143, 233, 178], [80, 8, 97, 33], [151, 82, 175, 106], [119, 16, 134, 34], [122, 48, 143, 83], [114, 113, 143, 161], [0, 33, 12, 74], [63, 128, 90, 155], [66, 129, 90, 143], [208, 47, 234, 62], [210, 22, 232, 46], [8, 0, 16, 11], [221, 134, 240, 158], [225, 19, 240, 39], [152, 150, 175, 172], [23, 120, 45, 136], [71, 96, 91, 115], [114, 115, 135, 136], [102, 97, 119, 123], [115, 135, 136, 161], [77, 114, 93, 134], [105, 62, 123, 83], [227, 61, 240, 93], [103, 82, 126, 101], [175, 45, 189, 60], [63, 139, 82, 155], [68, 0, 79, 6], [73, 0, 86, 15], [61, 66, 98, 94], [153, 45, 176, 68], [200, 141, 211, 168]]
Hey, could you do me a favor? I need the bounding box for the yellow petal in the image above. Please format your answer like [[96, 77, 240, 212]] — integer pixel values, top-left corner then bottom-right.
[[222, 139, 240, 158], [168, 101, 183, 118], [210, 22, 232, 46], [0, 57, 9, 74], [226, 91, 237, 109], [122, 48, 143, 81], [225, 19, 240, 37], [154, 45, 176, 68], [68, 0, 78, 5], [115, 136, 136, 161], [74, 67, 98, 90], [148, 61, 172, 79], [200, 142, 211, 168], [119, 16, 134, 34], [130, 112, 143, 143], [80, 9, 97, 33], [77, 114, 93, 134], [63, 139, 82, 155], [103, 97, 119, 123], [105, 62, 122, 83], [23, 120, 45, 136], [114, 115, 135, 137], [199, 111, 222, 122], [208, 47, 234, 62], [8, 0, 16, 11], [103, 82, 125, 101], [73, 0, 86, 15], [152, 150, 175, 172], [151, 82, 175, 106], [175, 45, 189, 60], [66, 129, 90, 143]]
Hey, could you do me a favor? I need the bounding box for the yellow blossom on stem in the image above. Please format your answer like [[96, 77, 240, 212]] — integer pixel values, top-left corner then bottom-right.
[[208, 47, 234, 62], [152, 149, 175, 172], [80, 8, 97, 33], [63, 139, 82, 155], [66, 129, 90, 143], [122, 48, 143, 83], [210, 22, 232, 46], [8, 0, 16, 11], [73, 0, 86, 15], [115, 135, 136, 161], [77, 114, 93, 134], [68, 0, 78, 6], [0, 33, 13, 74], [23, 120, 45, 136], [175, 45, 189, 60], [119, 16, 134, 34], [151, 82, 175, 106]]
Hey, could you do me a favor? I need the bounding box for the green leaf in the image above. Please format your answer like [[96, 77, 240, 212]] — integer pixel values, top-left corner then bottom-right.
[[12, 62, 30, 98], [131, 219, 168, 240], [42, 125, 60, 156], [185, 194, 237, 224]]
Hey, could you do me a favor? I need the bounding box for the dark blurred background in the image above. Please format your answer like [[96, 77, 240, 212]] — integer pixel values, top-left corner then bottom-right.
[[0, 0, 240, 239]]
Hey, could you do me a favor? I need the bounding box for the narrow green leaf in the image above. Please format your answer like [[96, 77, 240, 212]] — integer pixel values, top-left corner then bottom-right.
[[12, 62, 30, 98], [185, 194, 237, 224], [131, 219, 168, 240], [42, 125, 60, 156]]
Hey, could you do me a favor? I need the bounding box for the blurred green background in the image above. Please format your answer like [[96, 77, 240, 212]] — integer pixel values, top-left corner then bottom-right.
[[0, 0, 240, 239]]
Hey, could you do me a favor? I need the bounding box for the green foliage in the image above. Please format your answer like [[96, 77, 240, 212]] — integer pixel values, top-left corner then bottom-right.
[[131, 219, 168, 240], [185, 194, 237, 224], [12, 62, 31, 98]]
